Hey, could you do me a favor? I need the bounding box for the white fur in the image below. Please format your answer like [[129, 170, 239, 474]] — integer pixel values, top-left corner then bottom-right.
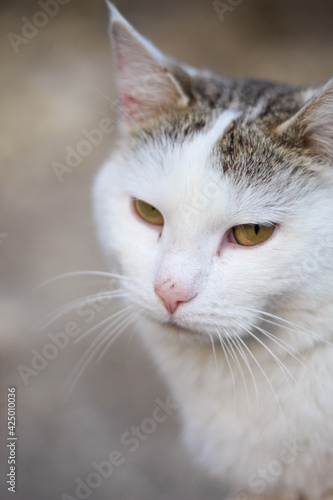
[[95, 7, 333, 498], [94, 107, 333, 498]]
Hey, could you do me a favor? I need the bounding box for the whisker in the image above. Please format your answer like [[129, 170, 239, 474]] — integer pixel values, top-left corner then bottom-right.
[[248, 323, 317, 417], [74, 304, 134, 344], [233, 321, 316, 427], [97, 312, 138, 362], [262, 316, 333, 349], [248, 321, 318, 381], [242, 306, 333, 349], [232, 331, 259, 410], [32, 270, 129, 292], [215, 328, 237, 409], [36, 290, 126, 332], [230, 320, 286, 424], [248, 319, 309, 362], [65, 306, 133, 397], [122, 328, 136, 356], [233, 320, 291, 385], [69, 314, 136, 397], [225, 333, 251, 412], [208, 333, 218, 371], [218, 332, 238, 369]]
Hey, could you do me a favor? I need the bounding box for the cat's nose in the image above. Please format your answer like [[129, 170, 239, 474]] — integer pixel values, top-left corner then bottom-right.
[[154, 281, 195, 314]]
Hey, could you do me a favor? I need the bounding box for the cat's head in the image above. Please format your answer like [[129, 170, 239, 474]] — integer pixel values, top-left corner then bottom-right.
[[94, 4, 333, 343]]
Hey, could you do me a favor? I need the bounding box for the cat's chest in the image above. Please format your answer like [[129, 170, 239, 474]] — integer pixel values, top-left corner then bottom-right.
[[140, 320, 333, 497]]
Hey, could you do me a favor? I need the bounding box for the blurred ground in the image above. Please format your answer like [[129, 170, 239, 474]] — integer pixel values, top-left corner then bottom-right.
[[1, 1, 333, 499]]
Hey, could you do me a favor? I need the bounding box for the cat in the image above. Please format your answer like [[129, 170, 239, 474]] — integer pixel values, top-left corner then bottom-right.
[[94, 3, 333, 499]]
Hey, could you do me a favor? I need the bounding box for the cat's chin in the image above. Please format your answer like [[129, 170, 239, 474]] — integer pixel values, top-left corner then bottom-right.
[[149, 317, 211, 345]]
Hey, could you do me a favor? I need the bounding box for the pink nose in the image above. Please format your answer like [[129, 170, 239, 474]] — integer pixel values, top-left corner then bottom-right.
[[154, 281, 195, 314]]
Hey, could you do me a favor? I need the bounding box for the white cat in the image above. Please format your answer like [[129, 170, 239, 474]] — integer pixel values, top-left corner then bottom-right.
[[94, 4, 333, 498]]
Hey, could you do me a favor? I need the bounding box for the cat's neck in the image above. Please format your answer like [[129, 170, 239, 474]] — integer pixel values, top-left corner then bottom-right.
[[137, 297, 333, 409]]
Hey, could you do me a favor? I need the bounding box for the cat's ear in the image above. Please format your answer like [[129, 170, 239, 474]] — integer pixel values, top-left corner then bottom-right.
[[106, 2, 192, 125], [276, 78, 333, 161]]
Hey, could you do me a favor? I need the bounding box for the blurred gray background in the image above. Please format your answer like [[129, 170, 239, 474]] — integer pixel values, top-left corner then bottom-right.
[[1, 1, 333, 499]]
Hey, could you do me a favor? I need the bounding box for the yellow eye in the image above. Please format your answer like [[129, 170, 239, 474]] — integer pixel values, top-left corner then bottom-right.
[[134, 199, 164, 226], [233, 224, 275, 246]]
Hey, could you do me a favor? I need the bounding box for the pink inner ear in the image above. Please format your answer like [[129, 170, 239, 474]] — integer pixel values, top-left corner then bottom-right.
[[115, 44, 146, 117], [122, 94, 141, 116], [116, 48, 124, 70], [112, 20, 189, 122], [116, 45, 127, 71]]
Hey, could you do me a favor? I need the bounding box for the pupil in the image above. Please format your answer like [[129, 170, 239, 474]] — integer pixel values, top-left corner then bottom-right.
[[254, 224, 260, 235]]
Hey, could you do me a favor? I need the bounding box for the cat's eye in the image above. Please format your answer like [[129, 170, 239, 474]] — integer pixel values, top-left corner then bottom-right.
[[134, 199, 164, 226], [232, 224, 275, 246]]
